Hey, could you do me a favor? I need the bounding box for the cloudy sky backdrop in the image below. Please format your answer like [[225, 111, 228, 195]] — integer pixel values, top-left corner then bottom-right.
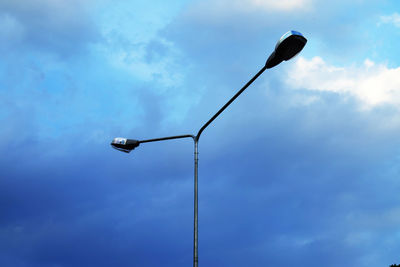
[[1, 0, 400, 266]]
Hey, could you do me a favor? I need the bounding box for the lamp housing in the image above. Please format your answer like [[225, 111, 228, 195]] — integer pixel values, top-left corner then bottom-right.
[[111, 137, 140, 153], [265, 30, 307, 69]]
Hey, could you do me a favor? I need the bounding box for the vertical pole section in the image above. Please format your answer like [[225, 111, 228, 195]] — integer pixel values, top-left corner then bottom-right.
[[193, 138, 199, 267]]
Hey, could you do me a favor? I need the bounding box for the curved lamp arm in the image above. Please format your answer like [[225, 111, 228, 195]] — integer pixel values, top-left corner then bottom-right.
[[139, 134, 195, 144]]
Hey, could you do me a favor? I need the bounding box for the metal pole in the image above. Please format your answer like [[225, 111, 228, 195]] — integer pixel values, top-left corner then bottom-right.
[[193, 138, 199, 267]]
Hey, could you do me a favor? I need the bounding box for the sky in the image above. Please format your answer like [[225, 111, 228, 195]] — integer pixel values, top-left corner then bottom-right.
[[1, 0, 400, 266]]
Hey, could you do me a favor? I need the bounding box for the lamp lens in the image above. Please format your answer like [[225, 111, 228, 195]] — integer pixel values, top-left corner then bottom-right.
[[113, 137, 127, 145]]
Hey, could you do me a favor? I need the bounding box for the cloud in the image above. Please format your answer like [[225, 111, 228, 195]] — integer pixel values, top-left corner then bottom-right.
[[0, 13, 25, 45], [285, 56, 400, 108], [380, 13, 400, 28], [0, 0, 99, 56], [246, 0, 313, 11], [189, 0, 314, 15], [177, 0, 315, 31], [3, 92, 400, 267]]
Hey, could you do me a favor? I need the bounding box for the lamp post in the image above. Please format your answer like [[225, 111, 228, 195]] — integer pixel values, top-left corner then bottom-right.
[[111, 30, 307, 267]]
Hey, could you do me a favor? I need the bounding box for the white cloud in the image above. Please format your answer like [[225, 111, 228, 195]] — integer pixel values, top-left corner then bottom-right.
[[285, 56, 400, 109], [228, 0, 313, 12], [184, 0, 313, 21], [380, 13, 400, 28]]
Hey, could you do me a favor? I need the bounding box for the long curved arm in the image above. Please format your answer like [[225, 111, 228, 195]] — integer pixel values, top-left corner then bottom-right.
[[196, 64, 267, 140], [136, 64, 268, 144]]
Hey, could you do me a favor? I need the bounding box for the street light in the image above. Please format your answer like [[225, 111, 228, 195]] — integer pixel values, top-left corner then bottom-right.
[[111, 30, 307, 267]]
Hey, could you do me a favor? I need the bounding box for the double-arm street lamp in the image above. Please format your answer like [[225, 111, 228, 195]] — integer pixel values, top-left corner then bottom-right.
[[111, 30, 307, 267]]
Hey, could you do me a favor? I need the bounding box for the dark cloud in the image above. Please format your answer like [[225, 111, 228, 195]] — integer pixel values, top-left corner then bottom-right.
[[2, 86, 400, 266]]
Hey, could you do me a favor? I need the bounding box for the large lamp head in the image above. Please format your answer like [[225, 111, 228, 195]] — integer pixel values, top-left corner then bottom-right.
[[111, 137, 140, 153], [266, 30, 307, 69]]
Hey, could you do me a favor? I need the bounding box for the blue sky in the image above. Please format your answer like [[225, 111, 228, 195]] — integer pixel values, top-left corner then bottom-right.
[[1, 0, 400, 266]]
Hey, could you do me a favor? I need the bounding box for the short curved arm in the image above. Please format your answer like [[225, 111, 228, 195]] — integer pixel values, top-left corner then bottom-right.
[[139, 134, 195, 144], [196, 64, 268, 140]]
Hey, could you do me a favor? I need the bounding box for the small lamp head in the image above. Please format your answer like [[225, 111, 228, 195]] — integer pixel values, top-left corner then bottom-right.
[[111, 137, 140, 153]]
